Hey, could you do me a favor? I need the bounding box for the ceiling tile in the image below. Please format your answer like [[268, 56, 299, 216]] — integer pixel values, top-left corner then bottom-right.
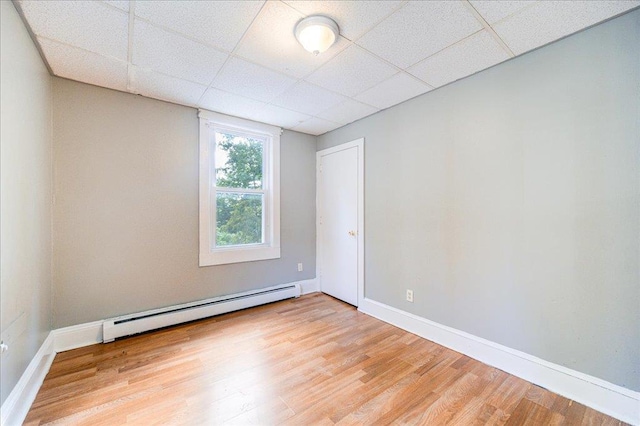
[[494, 0, 640, 55], [199, 88, 266, 118], [103, 1, 129, 12], [235, 1, 350, 78], [247, 104, 311, 129], [293, 117, 341, 136], [19, 0, 635, 132], [356, 1, 482, 69], [469, 1, 536, 25], [133, 20, 228, 85], [283, 0, 404, 41], [355, 72, 431, 110], [306, 45, 397, 97], [271, 81, 346, 116], [408, 31, 510, 88], [132, 67, 207, 106], [19, 0, 128, 60], [135, 0, 265, 52], [212, 57, 297, 103], [317, 99, 378, 125], [38, 38, 128, 92]]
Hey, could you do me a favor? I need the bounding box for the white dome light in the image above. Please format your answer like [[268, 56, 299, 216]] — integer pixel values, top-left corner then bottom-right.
[[295, 16, 339, 55]]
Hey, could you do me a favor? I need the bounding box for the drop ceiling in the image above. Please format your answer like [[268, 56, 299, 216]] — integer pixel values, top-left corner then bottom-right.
[[16, 0, 639, 136]]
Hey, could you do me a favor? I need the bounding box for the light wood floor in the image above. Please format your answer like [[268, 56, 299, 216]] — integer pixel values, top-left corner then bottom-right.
[[25, 294, 625, 425]]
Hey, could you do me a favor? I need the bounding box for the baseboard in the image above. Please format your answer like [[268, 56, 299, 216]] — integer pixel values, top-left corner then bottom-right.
[[54, 279, 316, 351], [52, 320, 103, 353], [0, 332, 55, 426], [358, 297, 640, 425], [298, 278, 319, 295]]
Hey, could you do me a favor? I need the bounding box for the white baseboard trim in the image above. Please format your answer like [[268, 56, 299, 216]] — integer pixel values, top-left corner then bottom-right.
[[358, 297, 640, 425], [298, 278, 319, 295], [0, 332, 55, 426], [52, 320, 103, 353], [53, 279, 315, 351]]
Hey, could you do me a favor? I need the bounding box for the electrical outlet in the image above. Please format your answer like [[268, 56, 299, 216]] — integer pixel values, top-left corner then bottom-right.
[[297, 263, 303, 272], [406, 289, 414, 303]]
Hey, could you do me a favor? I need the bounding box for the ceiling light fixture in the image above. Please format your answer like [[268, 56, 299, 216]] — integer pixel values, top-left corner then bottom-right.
[[294, 15, 339, 56]]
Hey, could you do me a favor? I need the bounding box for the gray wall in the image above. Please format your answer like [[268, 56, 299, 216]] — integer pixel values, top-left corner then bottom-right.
[[52, 79, 316, 328], [318, 10, 640, 391], [0, 1, 53, 405]]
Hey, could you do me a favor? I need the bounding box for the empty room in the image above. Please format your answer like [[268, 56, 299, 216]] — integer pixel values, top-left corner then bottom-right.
[[1, 0, 638, 424]]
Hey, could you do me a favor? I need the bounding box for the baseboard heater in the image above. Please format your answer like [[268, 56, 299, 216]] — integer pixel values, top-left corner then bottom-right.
[[102, 283, 300, 343]]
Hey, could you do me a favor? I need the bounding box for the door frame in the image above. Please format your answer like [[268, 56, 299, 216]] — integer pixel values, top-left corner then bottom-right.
[[316, 138, 364, 306]]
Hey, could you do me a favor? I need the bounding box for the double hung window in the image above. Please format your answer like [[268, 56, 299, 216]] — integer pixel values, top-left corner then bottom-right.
[[199, 110, 280, 266]]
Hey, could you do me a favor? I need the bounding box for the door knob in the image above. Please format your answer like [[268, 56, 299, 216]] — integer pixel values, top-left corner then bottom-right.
[[348, 230, 357, 236]]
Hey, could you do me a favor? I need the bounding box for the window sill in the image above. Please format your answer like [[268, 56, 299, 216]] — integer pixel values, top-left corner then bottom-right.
[[199, 245, 280, 266]]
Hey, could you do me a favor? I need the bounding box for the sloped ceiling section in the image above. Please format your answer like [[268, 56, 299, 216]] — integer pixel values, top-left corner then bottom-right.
[[16, 0, 639, 135]]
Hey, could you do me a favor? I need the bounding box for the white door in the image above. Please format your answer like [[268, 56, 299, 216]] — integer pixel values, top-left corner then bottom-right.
[[317, 140, 363, 306]]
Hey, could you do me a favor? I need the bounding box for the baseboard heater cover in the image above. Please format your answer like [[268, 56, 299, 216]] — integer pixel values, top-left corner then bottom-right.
[[102, 283, 300, 342]]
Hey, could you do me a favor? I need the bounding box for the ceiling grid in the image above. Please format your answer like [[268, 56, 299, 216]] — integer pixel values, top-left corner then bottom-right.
[[14, 0, 640, 135], [463, 1, 515, 58], [125, 0, 135, 92]]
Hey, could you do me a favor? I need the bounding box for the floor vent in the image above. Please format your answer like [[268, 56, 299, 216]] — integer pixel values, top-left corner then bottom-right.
[[102, 283, 300, 342]]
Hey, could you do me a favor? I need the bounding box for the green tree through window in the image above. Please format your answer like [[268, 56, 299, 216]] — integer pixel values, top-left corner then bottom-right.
[[215, 132, 264, 246]]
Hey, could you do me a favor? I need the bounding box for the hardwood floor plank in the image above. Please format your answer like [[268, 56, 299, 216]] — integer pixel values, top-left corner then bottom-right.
[[24, 294, 628, 425], [485, 374, 531, 416], [447, 396, 490, 425], [335, 372, 423, 425], [505, 399, 553, 425], [415, 372, 482, 424], [524, 384, 557, 409], [564, 399, 588, 424]]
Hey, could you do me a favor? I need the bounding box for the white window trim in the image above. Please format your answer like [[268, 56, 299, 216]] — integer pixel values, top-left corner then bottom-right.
[[198, 110, 281, 266]]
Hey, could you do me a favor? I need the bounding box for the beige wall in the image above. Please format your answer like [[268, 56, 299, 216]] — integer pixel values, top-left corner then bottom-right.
[[52, 79, 316, 327], [0, 1, 53, 405], [318, 10, 640, 391]]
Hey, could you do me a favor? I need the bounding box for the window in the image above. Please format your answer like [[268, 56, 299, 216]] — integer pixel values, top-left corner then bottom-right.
[[199, 110, 280, 266]]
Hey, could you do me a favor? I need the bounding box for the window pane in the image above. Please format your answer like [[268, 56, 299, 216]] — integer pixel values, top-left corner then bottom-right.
[[216, 192, 263, 247], [215, 131, 264, 189]]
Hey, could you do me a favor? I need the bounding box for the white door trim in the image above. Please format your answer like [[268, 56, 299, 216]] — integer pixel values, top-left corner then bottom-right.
[[316, 138, 364, 306]]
